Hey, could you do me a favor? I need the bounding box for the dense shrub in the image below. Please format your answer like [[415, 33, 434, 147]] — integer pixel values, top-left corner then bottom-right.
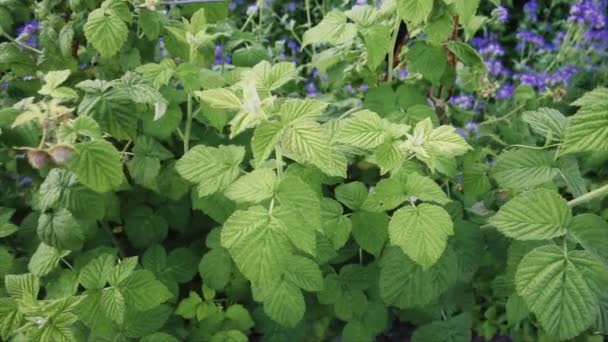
[[0, 0, 607, 341]]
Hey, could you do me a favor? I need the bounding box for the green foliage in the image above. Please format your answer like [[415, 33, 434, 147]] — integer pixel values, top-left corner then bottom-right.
[[1, 1, 607, 341]]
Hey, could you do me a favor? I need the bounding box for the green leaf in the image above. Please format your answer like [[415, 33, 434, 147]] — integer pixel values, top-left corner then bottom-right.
[[399, 172, 450, 205], [276, 175, 322, 233], [252, 121, 284, 167], [0, 208, 18, 238], [78, 88, 137, 140], [335, 182, 368, 210], [492, 149, 558, 189], [141, 333, 180, 342], [118, 270, 172, 311], [279, 99, 327, 124], [320, 198, 352, 249], [253, 61, 297, 92], [407, 41, 446, 84], [489, 188, 571, 240], [260, 279, 305, 327], [424, 13, 454, 44], [569, 214, 608, 265], [515, 245, 608, 340], [124, 206, 168, 249], [398, 0, 434, 26], [176, 145, 245, 197], [199, 248, 233, 290], [389, 204, 454, 269], [556, 156, 587, 198], [136, 59, 176, 89], [68, 140, 124, 193], [211, 330, 248, 342], [335, 110, 389, 149], [101, 286, 126, 324], [379, 247, 458, 308], [302, 11, 357, 47], [57, 116, 103, 144], [78, 254, 115, 290], [5, 274, 39, 299], [351, 211, 389, 257], [522, 108, 567, 142], [455, 0, 480, 24], [411, 314, 472, 342], [284, 256, 323, 292], [0, 298, 23, 340], [28, 243, 70, 277], [362, 178, 409, 212], [224, 304, 255, 331], [221, 206, 291, 287], [195, 88, 242, 111], [37, 209, 84, 251], [563, 87, 608, 153], [224, 168, 277, 204], [363, 24, 391, 70], [446, 41, 487, 72], [84, 8, 128, 57]]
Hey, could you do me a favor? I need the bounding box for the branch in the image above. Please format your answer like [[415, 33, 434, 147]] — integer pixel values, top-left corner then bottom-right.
[[567, 184, 608, 208]]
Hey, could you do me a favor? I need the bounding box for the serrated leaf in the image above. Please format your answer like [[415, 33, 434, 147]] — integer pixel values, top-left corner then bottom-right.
[[335, 182, 368, 210], [176, 145, 245, 197], [516, 245, 608, 340], [78, 254, 115, 290], [389, 204, 454, 269], [195, 88, 242, 111], [118, 270, 172, 311], [199, 248, 233, 290], [252, 121, 284, 167], [492, 149, 558, 189], [522, 108, 567, 142], [363, 24, 391, 70], [69, 140, 124, 193], [260, 279, 305, 327], [84, 8, 128, 57], [398, 0, 433, 26], [303, 11, 357, 47], [279, 99, 327, 124], [253, 61, 297, 92], [100, 286, 126, 324], [335, 110, 389, 149], [351, 211, 389, 257], [407, 41, 446, 84], [569, 214, 608, 265], [5, 274, 39, 299], [284, 256, 323, 292], [136, 59, 176, 89], [320, 198, 352, 249], [37, 209, 84, 251], [489, 188, 571, 240], [28, 243, 70, 277], [221, 206, 291, 287], [78, 88, 137, 140], [562, 87, 608, 153], [379, 247, 458, 308], [224, 168, 277, 204], [411, 314, 472, 342]]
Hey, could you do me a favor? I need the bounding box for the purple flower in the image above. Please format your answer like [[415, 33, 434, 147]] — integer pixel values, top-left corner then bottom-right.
[[287, 1, 296, 12], [287, 40, 300, 52], [214, 44, 223, 58], [344, 84, 356, 94], [229, 1, 237, 10], [306, 82, 319, 97], [22, 76, 34, 81], [1, 83, 7, 90], [568, 0, 607, 29], [246, 4, 257, 14], [496, 83, 514, 99], [359, 83, 369, 92], [16, 21, 41, 49], [455, 128, 469, 139], [465, 121, 479, 134], [493, 6, 509, 23], [398, 68, 409, 79], [158, 37, 167, 58], [516, 31, 545, 48], [450, 94, 475, 110], [523, 1, 539, 21], [486, 60, 508, 77], [18, 177, 32, 187], [355, 0, 367, 5]]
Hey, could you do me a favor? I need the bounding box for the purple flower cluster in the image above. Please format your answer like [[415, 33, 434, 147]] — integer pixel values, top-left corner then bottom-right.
[[492, 6, 509, 23], [568, 0, 607, 28], [16, 21, 40, 49], [450, 94, 475, 110], [514, 65, 579, 91], [214, 44, 231, 65], [523, 1, 539, 22]]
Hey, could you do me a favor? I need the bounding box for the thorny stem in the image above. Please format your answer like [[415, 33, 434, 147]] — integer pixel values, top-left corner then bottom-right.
[[567, 184, 608, 208]]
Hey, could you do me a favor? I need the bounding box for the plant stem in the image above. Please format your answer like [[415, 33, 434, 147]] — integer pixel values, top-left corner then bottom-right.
[[275, 145, 283, 178], [2, 33, 43, 54], [567, 184, 608, 208], [305, 0, 312, 28], [387, 18, 401, 82], [184, 94, 193, 152]]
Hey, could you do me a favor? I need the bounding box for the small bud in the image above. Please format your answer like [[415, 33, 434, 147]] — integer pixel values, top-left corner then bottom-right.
[[48, 145, 74, 165], [27, 149, 50, 169]]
